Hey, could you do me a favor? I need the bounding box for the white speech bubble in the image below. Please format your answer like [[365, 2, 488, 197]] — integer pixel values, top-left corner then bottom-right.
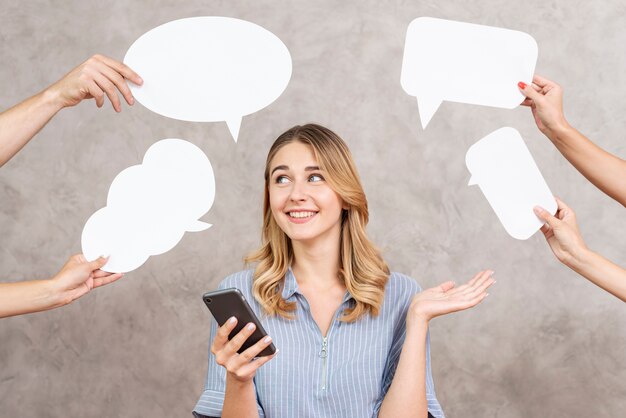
[[401, 17, 538, 129], [124, 17, 292, 141], [466, 127, 557, 240], [81, 139, 215, 272]]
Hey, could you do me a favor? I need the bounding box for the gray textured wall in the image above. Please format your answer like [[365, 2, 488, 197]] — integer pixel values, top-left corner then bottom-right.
[[1, 1, 625, 417]]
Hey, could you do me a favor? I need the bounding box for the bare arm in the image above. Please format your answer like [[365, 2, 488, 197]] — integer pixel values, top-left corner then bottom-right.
[[0, 54, 142, 168], [0, 255, 122, 318], [519, 75, 626, 207], [378, 271, 495, 418], [535, 199, 626, 302]]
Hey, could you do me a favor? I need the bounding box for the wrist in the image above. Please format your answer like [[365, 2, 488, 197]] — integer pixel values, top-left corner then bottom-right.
[[40, 84, 67, 113], [565, 246, 594, 271], [43, 277, 70, 308], [547, 121, 574, 144], [226, 373, 255, 389], [406, 314, 430, 334]]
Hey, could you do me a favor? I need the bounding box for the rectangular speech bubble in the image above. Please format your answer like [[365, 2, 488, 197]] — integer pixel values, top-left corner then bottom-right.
[[466, 127, 557, 240], [401, 17, 538, 129]]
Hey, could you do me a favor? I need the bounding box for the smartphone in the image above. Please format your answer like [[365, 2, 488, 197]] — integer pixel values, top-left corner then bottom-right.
[[202, 288, 276, 357]]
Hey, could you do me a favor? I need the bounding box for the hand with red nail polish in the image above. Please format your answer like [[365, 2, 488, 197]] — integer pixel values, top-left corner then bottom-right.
[[517, 74, 569, 140]]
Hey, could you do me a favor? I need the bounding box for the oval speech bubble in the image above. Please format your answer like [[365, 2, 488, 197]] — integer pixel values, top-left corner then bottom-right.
[[124, 17, 292, 141], [401, 17, 538, 129], [81, 139, 215, 272], [466, 127, 557, 240]]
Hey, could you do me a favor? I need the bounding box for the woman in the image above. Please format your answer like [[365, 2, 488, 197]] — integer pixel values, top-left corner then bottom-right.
[[519, 76, 626, 302], [193, 124, 494, 418]]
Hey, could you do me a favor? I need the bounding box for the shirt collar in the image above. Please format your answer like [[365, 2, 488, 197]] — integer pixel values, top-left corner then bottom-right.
[[281, 267, 354, 302], [281, 267, 300, 300]]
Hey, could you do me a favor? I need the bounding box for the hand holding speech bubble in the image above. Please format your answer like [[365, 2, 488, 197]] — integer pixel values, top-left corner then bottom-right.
[[124, 17, 292, 141], [401, 17, 538, 129], [81, 139, 215, 272], [466, 127, 557, 240]]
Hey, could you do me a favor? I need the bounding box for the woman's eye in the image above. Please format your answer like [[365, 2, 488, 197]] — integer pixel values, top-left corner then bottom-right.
[[309, 174, 324, 182], [276, 175, 290, 184]]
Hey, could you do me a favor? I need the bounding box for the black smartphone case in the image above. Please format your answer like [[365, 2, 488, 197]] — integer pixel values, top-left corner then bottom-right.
[[202, 288, 276, 357]]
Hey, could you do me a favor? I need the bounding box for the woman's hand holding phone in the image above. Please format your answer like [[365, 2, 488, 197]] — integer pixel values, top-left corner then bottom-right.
[[211, 317, 278, 382]]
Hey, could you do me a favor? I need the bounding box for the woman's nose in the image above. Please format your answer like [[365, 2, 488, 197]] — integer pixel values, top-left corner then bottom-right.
[[288, 180, 308, 201]]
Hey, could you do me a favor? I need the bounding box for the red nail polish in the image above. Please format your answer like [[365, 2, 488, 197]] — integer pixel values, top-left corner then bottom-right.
[[518, 81, 527, 89]]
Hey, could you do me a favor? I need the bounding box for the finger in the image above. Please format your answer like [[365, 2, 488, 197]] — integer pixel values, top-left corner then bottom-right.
[[554, 197, 574, 215], [465, 271, 494, 293], [213, 316, 238, 349], [518, 81, 543, 102], [533, 205, 560, 228], [93, 273, 123, 288], [467, 270, 489, 287], [99, 63, 134, 106], [93, 73, 121, 112], [237, 349, 278, 377], [96, 54, 143, 85], [532, 74, 553, 88], [233, 335, 274, 367], [436, 280, 455, 293], [445, 283, 471, 297], [224, 322, 257, 356], [93, 269, 113, 278], [463, 276, 495, 299], [88, 255, 109, 271], [86, 80, 105, 108], [520, 98, 534, 107]]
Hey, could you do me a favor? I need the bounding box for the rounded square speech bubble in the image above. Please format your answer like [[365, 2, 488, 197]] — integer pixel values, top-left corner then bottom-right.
[[401, 17, 538, 129], [124, 17, 292, 142], [81, 139, 215, 273], [466, 127, 557, 240]]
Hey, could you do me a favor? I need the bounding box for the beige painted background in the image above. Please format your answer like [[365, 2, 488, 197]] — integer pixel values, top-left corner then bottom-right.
[[1, 1, 625, 417]]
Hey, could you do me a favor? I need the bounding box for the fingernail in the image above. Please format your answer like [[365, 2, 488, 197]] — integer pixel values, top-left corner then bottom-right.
[[130, 97, 134, 105], [489, 270, 495, 277], [486, 293, 490, 297], [533, 206, 542, 215], [247, 323, 255, 331], [100, 254, 110, 259], [263, 336, 272, 343], [228, 317, 236, 324], [518, 81, 527, 89]]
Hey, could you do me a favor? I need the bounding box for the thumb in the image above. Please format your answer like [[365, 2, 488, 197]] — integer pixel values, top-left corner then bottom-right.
[[534, 206, 560, 229], [88, 255, 109, 271], [437, 280, 456, 292]]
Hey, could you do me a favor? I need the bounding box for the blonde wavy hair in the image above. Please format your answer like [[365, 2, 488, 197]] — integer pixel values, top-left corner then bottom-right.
[[245, 124, 390, 322]]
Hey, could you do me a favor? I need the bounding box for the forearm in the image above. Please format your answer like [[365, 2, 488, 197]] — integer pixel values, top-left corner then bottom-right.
[[0, 88, 64, 167], [221, 375, 260, 418], [379, 322, 429, 418], [567, 249, 626, 302], [549, 125, 626, 207], [0, 279, 66, 318]]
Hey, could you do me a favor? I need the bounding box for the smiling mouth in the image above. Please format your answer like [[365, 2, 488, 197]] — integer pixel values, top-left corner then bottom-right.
[[288, 211, 317, 219]]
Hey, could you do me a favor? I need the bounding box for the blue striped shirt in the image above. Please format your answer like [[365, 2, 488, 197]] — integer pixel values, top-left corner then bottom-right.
[[194, 269, 444, 418]]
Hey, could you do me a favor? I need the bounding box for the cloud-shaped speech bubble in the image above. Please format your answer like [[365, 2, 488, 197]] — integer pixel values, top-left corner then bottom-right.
[[81, 139, 215, 272], [401, 17, 538, 129], [466, 127, 557, 240], [124, 17, 292, 141]]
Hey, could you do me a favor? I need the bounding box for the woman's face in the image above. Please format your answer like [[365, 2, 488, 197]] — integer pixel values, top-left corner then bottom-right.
[[268, 142, 346, 244]]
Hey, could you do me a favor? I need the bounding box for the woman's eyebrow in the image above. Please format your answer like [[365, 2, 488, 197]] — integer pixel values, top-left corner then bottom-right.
[[270, 165, 320, 176], [270, 165, 288, 176]]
